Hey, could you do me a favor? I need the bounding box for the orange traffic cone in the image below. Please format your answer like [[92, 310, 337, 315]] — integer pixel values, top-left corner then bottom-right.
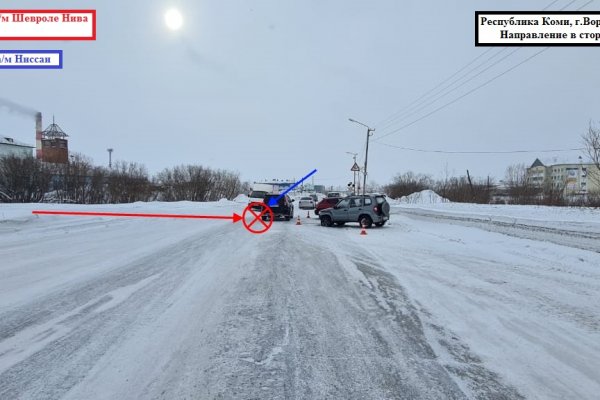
[[296, 216, 302, 225], [360, 223, 367, 235], [306, 211, 311, 219]]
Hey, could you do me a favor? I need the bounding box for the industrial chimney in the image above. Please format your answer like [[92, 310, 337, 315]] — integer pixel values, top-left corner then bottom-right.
[[35, 112, 42, 159]]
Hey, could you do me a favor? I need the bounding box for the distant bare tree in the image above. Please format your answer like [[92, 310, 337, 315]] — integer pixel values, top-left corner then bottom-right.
[[107, 161, 152, 203], [505, 163, 540, 204], [240, 181, 251, 196], [503, 163, 570, 206], [436, 163, 452, 200], [435, 176, 471, 202], [155, 165, 243, 202], [366, 179, 383, 194], [582, 121, 600, 187], [384, 170, 493, 203], [209, 170, 243, 200], [87, 166, 107, 204], [0, 155, 51, 202], [541, 178, 566, 206], [587, 191, 600, 207], [50, 153, 95, 203], [384, 171, 433, 199], [433, 174, 493, 204]]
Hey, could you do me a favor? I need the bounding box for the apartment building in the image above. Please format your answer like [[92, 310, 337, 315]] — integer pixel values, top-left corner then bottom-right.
[[527, 158, 600, 195]]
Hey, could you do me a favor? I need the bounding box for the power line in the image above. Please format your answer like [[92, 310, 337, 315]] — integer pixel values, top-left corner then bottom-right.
[[373, 47, 550, 142], [378, 48, 519, 132], [372, 0, 593, 140], [561, 0, 580, 9], [543, 0, 562, 9], [376, 141, 585, 154], [374, 0, 565, 131], [378, 49, 510, 131], [375, 48, 496, 128]]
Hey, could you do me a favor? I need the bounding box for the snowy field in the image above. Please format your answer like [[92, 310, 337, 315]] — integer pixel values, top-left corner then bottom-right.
[[1, 199, 599, 399]]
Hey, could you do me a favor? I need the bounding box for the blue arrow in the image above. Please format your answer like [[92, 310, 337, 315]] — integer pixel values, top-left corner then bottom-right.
[[268, 169, 317, 206]]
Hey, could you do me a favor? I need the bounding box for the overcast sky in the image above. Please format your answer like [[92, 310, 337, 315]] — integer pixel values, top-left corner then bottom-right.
[[1, 0, 599, 188]]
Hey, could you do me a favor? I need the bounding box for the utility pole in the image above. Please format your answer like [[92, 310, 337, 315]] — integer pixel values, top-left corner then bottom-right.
[[349, 118, 374, 196], [107, 148, 113, 169]]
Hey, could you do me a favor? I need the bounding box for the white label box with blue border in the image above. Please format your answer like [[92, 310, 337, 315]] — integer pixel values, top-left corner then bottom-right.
[[0, 50, 62, 69]]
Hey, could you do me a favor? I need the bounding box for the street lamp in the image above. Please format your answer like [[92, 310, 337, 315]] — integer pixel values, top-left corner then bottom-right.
[[349, 118, 374, 195], [107, 148, 113, 169], [346, 151, 358, 195]]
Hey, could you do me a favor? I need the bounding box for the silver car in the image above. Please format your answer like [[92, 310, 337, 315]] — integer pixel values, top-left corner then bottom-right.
[[319, 194, 390, 228], [298, 196, 315, 210]]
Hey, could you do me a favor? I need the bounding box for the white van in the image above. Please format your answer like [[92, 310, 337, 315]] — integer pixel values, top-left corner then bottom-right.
[[248, 183, 280, 203]]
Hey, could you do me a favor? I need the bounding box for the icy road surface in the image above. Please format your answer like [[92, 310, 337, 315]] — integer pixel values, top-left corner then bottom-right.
[[0, 201, 599, 399]]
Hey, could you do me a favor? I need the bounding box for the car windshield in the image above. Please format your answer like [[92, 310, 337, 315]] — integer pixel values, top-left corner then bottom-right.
[[249, 190, 268, 198], [300, 197, 311, 200]]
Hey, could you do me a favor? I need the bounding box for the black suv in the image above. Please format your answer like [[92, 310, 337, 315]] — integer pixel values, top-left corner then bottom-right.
[[319, 194, 390, 228], [254, 193, 295, 221]]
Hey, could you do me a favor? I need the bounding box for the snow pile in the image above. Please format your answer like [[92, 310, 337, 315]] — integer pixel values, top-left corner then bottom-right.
[[392, 202, 600, 227], [0, 201, 247, 222], [398, 190, 449, 204], [233, 194, 249, 203], [0, 204, 35, 222]]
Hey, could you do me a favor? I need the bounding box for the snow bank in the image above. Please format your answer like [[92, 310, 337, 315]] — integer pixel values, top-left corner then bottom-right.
[[0, 201, 246, 223], [393, 202, 600, 226], [0, 204, 36, 222], [233, 194, 249, 203], [397, 190, 449, 204]]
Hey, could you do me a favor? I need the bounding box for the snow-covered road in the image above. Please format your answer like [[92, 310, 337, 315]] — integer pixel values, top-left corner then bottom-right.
[[1, 201, 598, 399]]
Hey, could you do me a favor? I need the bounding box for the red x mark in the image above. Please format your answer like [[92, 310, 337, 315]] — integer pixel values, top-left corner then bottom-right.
[[242, 202, 274, 234]]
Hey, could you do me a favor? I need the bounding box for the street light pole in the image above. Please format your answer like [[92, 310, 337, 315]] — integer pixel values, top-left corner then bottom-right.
[[107, 148, 113, 169], [349, 118, 374, 196]]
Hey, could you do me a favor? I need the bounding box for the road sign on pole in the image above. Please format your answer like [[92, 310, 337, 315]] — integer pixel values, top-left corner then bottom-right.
[[351, 162, 360, 172]]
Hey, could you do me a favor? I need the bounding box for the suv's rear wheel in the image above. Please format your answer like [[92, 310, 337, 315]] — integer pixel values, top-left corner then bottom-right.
[[359, 215, 373, 228], [320, 216, 333, 227]]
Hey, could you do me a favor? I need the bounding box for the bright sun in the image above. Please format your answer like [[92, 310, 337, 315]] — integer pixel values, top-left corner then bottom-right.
[[164, 8, 183, 31]]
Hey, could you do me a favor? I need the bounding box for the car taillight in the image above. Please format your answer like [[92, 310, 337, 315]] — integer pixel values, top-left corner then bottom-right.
[[373, 206, 378, 212]]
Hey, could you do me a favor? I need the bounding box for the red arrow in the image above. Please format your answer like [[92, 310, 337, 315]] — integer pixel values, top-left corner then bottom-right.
[[32, 210, 242, 223]]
